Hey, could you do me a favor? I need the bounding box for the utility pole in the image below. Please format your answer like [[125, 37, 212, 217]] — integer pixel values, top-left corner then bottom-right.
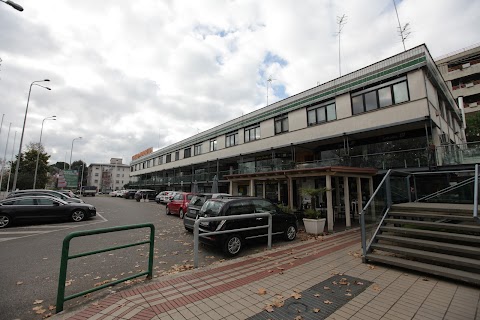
[[393, 0, 411, 51]]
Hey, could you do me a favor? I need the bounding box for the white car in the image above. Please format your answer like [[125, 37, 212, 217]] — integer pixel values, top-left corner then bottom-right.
[[156, 191, 176, 204]]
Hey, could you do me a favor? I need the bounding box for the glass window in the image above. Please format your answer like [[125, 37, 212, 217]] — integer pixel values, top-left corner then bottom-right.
[[307, 109, 316, 126], [253, 199, 277, 213], [245, 126, 260, 142], [365, 91, 378, 111], [275, 116, 288, 134], [184, 148, 191, 158], [175, 151, 179, 161], [316, 107, 326, 123], [352, 95, 364, 114], [393, 82, 409, 104], [194, 144, 202, 155], [378, 87, 392, 108], [37, 198, 56, 205], [226, 132, 238, 147], [210, 139, 217, 151], [166, 154, 171, 163], [326, 103, 336, 121], [14, 198, 35, 205]]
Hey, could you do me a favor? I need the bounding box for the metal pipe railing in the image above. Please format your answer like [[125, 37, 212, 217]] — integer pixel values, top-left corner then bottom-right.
[[474, 164, 478, 219], [193, 213, 272, 268]]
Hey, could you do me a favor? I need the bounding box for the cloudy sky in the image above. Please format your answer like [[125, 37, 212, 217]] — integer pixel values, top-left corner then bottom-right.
[[0, 0, 479, 167]]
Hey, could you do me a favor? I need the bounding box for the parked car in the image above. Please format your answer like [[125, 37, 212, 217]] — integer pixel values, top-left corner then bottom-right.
[[184, 193, 231, 232], [109, 190, 118, 197], [7, 190, 85, 203], [156, 191, 176, 204], [165, 192, 194, 218], [123, 189, 138, 199], [57, 190, 79, 198], [0, 195, 96, 228], [196, 197, 297, 256], [134, 189, 157, 202], [116, 190, 127, 197]]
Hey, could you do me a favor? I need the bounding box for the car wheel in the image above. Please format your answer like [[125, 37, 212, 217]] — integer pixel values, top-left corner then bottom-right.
[[223, 234, 243, 256], [71, 210, 86, 222], [0, 214, 11, 228], [284, 224, 297, 241], [166, 206, 171, 215], [179, 209, 184, 219]]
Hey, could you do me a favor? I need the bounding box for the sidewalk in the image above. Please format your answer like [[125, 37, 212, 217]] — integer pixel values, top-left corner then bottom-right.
[[54, 229, 480, 320]]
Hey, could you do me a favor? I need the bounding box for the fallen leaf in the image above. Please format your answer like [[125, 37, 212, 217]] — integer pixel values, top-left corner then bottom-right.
[[372, 285, 381, 292], [314, 293, 321, 297], [345, 293, 352, 296], [324, 300, 333, 304], [33, 300, 44, 305], [265, 305, 274, 312], [294, 316, 303, 320], [313, 308, 321, 313], [273, 299, 284, 308], [368, 264, 376, 270], [48, 305, 55, 310], [93, 276, 101, 280], [291, 292, 302, 299], [258, 288, 267, 295], [323, 286, 330, 290], [16, 281, 23, 285]]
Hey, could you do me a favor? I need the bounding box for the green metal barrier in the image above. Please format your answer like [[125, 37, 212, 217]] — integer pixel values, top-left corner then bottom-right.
[[56, 223, 155, 313]]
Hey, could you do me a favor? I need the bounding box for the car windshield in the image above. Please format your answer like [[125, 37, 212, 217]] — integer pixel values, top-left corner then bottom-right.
[[200, 200, 224, 216]]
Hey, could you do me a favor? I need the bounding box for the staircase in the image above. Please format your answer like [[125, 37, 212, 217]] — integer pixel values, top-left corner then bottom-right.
[[364, 202, 480, 285]]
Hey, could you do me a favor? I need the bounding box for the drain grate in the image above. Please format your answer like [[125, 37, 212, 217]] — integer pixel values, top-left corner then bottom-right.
[[247, 274, 372, 320]]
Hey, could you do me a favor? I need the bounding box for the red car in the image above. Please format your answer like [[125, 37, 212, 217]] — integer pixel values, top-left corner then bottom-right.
[[165, 192, 194, 218]]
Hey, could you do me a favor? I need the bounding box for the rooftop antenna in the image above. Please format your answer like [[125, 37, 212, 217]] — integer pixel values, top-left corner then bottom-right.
[[393, 0, 411, 51], [266, 75, 276, 106], [336, 14, 348, 77]]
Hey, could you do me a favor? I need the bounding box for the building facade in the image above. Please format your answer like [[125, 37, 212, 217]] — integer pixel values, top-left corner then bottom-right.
[[436, 43, 480, 116], [87, 158, 130, 193], [129, 44, 466, 229]]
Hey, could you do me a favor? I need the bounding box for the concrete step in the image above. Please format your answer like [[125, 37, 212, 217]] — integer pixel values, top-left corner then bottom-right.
[[388, 211, 476, 222], [375, 234, 480, 256], [365, 253, 480, 285], [370, 243, 480, 269], [391, 203, 476, 215], [379, 226, 480, 244], [383, 218, 480, 233]]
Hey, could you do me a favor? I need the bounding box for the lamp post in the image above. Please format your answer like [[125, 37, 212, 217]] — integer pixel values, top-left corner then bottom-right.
[[69, 137, 82, 169], [0, 0, 24, 11], [33, 115, 56, 189], [12, 79, 51, 191]]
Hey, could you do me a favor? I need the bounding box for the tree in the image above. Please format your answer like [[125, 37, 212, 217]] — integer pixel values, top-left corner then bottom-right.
[[9, 142, 51, 190], [71, 160, 88, 188], [466, 113, 480, 142]]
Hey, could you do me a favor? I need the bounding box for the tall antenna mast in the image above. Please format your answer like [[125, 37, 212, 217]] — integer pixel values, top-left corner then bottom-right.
[[393, 0, 411, 51], [336, 14, 347, 77], [266, 75, 276, 106]]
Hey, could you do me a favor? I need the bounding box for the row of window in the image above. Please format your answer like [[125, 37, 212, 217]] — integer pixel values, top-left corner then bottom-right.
[[132, 78, 414, 172]]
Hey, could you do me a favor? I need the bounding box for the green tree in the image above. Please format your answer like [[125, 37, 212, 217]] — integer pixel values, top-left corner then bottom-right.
[[466, 113, 480, 142], [71, 160, 88, 188], [9, 142, 51, 190]]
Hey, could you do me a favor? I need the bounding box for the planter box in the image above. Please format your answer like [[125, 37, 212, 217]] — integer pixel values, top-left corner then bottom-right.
[[303, 218, 326, 235]]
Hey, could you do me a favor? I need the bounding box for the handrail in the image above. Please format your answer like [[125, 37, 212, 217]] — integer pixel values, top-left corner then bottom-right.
[[475, 164, 478, 219], [360, 169, 393, 258], [193, 213, 272, 268], [56, 224, 155, 313], [417, 176, 475, 202]]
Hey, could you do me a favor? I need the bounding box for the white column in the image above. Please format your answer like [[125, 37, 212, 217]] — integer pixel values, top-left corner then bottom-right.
[[249, 179, 254, 196], [277, 182, 281, 203], [326, 175, 334, 232], [344, 176, 351, 228]]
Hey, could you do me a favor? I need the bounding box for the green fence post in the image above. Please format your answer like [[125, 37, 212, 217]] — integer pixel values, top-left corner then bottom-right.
[[56, 234, 72, 313]]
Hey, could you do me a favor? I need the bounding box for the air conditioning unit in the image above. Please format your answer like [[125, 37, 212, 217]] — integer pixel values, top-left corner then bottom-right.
[[466, 82, 474, 88], [462, 63, 471, 69]]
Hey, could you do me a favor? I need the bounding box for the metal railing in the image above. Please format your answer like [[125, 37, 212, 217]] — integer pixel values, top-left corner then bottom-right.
[[193, 213, 272, 268], [56, 224, 155, 313]]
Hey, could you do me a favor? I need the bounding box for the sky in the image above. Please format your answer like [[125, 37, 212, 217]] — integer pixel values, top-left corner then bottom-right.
[[0, 0, 479, 168]]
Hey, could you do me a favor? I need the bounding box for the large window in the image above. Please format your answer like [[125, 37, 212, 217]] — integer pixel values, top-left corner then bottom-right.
[[166, 154, 171, 163], [175, 151, 179, 161], [194, 144, 202, 156], [210, 139, 217, 151], [184, 147, 191, 158], [352, 77, 409, 115], [226, 131, 238, 147], [244, 125, 260, 142], [275, 115, 289, 134], [307, 102, 336, 126]]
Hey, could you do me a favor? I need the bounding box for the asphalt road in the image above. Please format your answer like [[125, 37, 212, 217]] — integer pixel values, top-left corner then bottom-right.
[[0, 196, 302, 320]]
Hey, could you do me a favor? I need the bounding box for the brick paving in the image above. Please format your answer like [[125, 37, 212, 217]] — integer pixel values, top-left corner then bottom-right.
[[53, 229, 480, 320]]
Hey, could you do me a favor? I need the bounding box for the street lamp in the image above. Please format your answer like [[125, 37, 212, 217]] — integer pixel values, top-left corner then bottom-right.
[[0, 0, 24, 11], [12, 79, 51, 191], [33, 115, 56, 189], [69, 137, 82, 169]]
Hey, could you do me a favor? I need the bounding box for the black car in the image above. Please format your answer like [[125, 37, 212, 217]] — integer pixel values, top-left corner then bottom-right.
[[123, 189, 138, 199], [134, 189, 157, 202], [184, 193, 231, 232], [7, 189, 84, 203], [196, 197, 297, 256], [0, 195, 96, 228]]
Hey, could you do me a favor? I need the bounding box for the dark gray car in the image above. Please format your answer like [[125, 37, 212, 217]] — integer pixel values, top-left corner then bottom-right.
[[7, 189, 85, 203]]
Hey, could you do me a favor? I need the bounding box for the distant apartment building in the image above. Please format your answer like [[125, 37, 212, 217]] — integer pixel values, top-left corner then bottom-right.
[[436, 44, 480, 118], [87, 158, 130, 192]]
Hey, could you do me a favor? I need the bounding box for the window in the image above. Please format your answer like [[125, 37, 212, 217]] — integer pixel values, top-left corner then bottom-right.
[[244, 125, 260, 142], [275, 115, 289, 134], [95, 173, 99, 177], [307, 102, 336, 126], [210, 139, 217, 151], [166, 154, 171, 163], [184, 147, 191, 158], [226, 131, 238, 147], [352, 78, 409, 115], [175, 151, 179, 161], [94, 179, 98, 183], [194, 144, 202, 156], [36, 198, 57, 205], [116, 174, 120, 177], [158, 156, 163, 165]]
